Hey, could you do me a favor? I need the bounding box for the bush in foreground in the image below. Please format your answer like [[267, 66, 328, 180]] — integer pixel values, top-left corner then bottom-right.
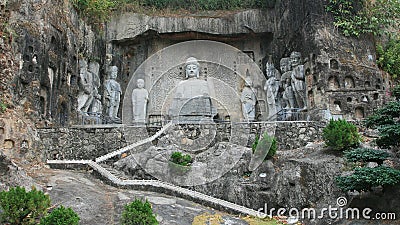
[[323, 119, 361, 151], [121, 199, 158, 225], [343, 148, 390, 165], [170, 151, 192, 166], [0, 186, 50, 225], [39, 205, 80, 225], [336, 166, 400, 192]]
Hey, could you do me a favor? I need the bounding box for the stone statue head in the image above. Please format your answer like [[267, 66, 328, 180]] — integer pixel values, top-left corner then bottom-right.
[[280, 57, 291, 73], [79, 60, 88, 75], [88, 62, 100, 75], [109, 66, 118, 79], [290, 51, 302, 67], [185, 57, 200, 79], [265, 61, 276, 78], [137, 79, 145, 88]]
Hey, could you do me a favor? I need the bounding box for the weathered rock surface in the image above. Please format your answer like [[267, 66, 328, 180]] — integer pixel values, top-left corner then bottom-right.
[[0, 152, 41, 191], [114, 141, 400, 224], [108, 9, 274, 42], [32, 168, 252, 225]]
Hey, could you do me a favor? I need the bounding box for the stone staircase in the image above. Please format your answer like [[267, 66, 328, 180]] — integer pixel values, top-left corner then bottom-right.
[[95, 122, 173, 163], [46, 159, 267, 218], [46, 121, 268, 218]]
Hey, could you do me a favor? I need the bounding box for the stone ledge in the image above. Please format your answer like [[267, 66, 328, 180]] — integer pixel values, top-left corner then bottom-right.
[[108, 9, 274, 42]]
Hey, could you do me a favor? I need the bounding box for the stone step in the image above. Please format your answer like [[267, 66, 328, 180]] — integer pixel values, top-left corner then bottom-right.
[[95, 122, 173, 163], [46, 159, 268, 218]]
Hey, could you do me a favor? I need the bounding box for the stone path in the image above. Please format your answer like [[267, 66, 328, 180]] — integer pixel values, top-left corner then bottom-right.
[[47, 159, 266, 218], [95, 122, 174, 163], [47, 121, 268, 219], [38, 169, 225, 225]]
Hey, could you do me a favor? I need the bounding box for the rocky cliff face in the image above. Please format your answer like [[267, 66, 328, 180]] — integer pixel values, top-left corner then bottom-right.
[[0, 0, 105, 160], [0, 0, 397, 224], [1, 0, 387, 128], [3, 0, 105, 127]]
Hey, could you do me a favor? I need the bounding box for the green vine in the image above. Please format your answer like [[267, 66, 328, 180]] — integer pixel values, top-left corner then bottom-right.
[[326, 0, 400, 37], [377, 37, 400, 79], [72, 0, 117, 25], [71, 0, 276, 25]]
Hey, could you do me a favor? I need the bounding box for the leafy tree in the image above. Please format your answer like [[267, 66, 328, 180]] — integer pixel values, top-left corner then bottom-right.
[[343, 148, 390, 164], [377, 38, 400, 79], [365, 95, 400, 150], [72, 0, 116, 24], [120, 199, 158, 225], [0, 186, 51, 225], [322, 119, 361, 151], [391, 84, 400, 100], [326, 0, 400, 37], [336, 166, 400, 192], [39, 206, 80, 225]]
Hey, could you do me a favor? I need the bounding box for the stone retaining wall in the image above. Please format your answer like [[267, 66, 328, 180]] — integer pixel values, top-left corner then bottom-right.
[[39, 121, 328, 160], [275, 121, 326, 150], [39, 127, 127, 160]]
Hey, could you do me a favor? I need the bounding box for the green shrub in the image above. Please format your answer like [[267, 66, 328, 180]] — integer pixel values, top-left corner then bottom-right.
[[322, 119, 361, 151], [392, 85, 400, 100], [170, 152, 192, 166], [326, 0, 400, 37], [0, 186, 51, 225], [120, 199, 158, 225], [72, 0, 116, 24], [253, 132, 277, 159], [344, 148, 390, 164], [140, 0, 275, 10], [0, 99, 7, 113], [39, 205, 80, 225], [365, 101, 400, 149], [377, 38, 400, 79], [336, 166, 400, 192], [265, 134, 277, 159], [251, 134, 259, 153]]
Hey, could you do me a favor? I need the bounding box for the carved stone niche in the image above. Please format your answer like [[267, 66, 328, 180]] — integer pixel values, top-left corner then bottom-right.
[[308, 90, 314, 107], [330, 59, 339, 70], [344, 76, 355, 88], [3, 139, 14, 149], [328, 76, 340, 90], [355, 106, 365, 119], [376, 78, 382, 90], [361, 95, 370, 103], [333, 100, 342, 112], [0, 127, 4, 134], [373, 93, 379, 100]]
